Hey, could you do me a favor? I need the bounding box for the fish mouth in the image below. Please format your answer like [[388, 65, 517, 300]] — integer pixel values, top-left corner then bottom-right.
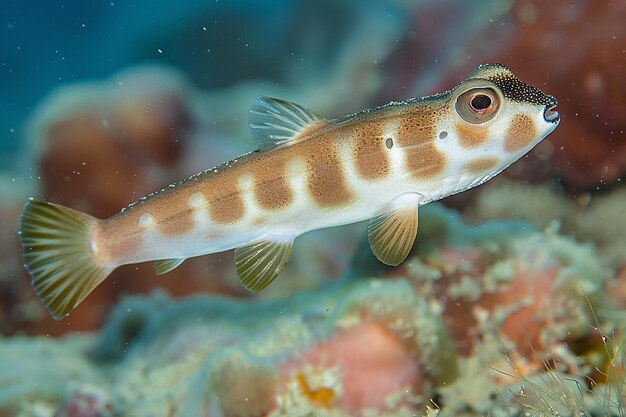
[[543, 96, 559, 123]]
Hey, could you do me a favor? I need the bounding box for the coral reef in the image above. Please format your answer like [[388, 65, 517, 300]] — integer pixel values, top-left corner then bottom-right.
[[463, 179, 626, 271], [0, 280, 449, 417], [0, 1, 624, 415], [1, 205, 622, 417]]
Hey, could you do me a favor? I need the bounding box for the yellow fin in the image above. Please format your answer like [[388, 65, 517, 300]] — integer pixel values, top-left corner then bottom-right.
[[249, 96, 326, 150], [19, 200, 113, 319], [368, 196, 420, 266], [153, 258, 186, 275], [234, 237, 294, 292]]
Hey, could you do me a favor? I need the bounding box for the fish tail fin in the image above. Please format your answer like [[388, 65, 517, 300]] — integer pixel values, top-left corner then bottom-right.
[[19, 199, 113, 319]]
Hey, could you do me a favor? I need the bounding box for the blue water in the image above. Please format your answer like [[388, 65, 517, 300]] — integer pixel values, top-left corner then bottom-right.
[[1, 0, 408, 164]]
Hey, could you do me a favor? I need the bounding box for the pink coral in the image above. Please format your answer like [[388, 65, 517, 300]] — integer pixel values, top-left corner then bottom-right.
[[282, 321, 421, 414]]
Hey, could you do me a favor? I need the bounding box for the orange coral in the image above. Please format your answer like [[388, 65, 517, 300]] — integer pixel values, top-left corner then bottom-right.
[[295, 373, 335, 409]]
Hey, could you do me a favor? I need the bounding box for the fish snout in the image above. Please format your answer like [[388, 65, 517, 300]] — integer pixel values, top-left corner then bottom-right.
[[543, 96, 559, 123]]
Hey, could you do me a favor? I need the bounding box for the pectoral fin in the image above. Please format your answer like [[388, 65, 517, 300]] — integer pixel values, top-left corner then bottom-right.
[[368, 195, 420, 266], [235, 237, 294, 292], [154, 258, 186, 275]]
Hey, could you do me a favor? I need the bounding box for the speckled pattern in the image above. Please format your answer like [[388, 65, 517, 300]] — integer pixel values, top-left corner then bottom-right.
[[471, 63, 557, 107], [504, 114, 538, 152]]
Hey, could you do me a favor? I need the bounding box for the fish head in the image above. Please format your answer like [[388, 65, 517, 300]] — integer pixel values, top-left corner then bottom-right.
[[440, 63, 559, 179]]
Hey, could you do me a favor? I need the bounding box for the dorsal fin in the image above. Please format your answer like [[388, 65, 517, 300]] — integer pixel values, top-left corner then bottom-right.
[[249, 96, 326, 151]]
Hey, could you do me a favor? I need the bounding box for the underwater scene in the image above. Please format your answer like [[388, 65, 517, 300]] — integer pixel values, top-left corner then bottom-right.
[[1, 1, 625, 416]]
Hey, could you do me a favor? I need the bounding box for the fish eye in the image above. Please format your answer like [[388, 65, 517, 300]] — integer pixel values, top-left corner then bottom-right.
[[455, 87, 500, 124], [470, 94, 491, 110]]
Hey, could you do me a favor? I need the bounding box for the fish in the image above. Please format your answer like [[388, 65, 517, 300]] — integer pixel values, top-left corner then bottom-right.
[[19, 63, 559, 319]]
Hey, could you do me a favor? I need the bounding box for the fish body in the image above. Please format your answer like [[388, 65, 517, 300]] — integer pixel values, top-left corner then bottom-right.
[[20, 64, 560, 318]]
